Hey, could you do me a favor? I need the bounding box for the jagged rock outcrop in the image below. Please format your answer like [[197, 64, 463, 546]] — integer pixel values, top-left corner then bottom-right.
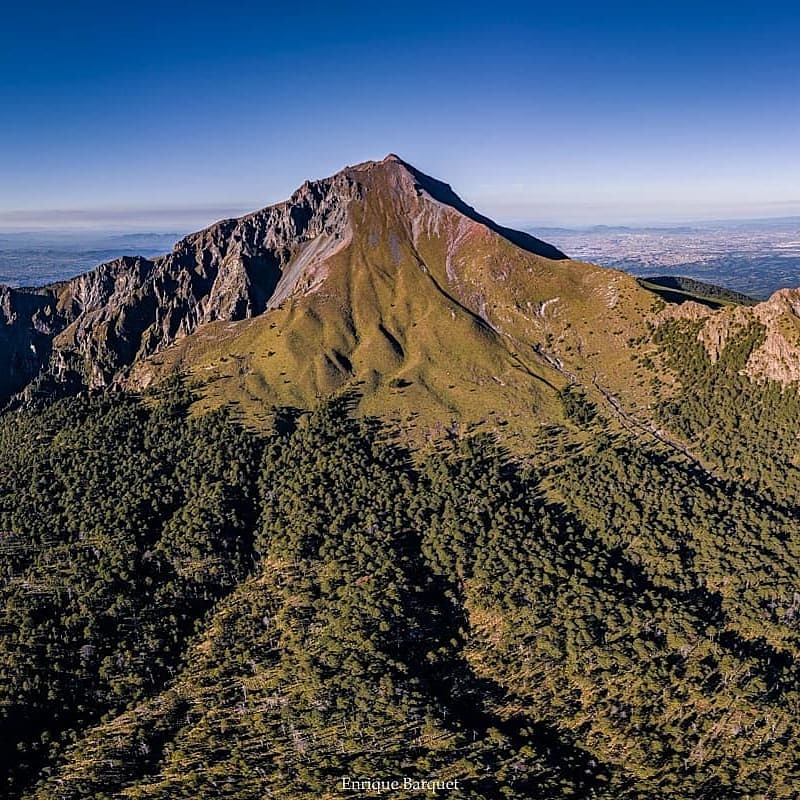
[[658, 287, 800, 385], [0, 170, 362, 397], [747, 289, 800, 383]]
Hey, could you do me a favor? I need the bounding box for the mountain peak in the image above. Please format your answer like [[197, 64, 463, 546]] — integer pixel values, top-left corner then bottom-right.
[[1, 155, 570, 402], [347, 153, 412, 173], [339, 155, 567, 261]]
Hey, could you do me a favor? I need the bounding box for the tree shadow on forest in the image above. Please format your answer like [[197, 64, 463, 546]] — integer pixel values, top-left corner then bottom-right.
[[376, 429, 610, 798]]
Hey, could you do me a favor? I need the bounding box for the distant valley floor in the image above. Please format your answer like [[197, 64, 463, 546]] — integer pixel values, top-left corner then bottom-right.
[[540, 217, 800, 299]]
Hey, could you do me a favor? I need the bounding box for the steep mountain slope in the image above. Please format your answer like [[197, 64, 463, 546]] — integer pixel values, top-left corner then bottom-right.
[[2, 156, 662, 434], [5, 154, 800, 448], [120, 155, 666, 430]]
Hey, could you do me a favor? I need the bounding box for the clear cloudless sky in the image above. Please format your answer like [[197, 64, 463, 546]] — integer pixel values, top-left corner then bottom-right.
[[1, 0, 798, 229]]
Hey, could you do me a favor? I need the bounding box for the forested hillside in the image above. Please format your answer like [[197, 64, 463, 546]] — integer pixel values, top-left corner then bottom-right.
[[5, 157, 800, 799], [2, 369, 800, 799]]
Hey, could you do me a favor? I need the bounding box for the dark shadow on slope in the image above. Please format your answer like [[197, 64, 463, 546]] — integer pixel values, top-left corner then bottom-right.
[[0, 289, 61, 402], [642, 276, 758, 306], [241, 251, 283, 313], [402, 536, 610, 798], [637, 276, 758, 310], [399, 158, 568, 261]]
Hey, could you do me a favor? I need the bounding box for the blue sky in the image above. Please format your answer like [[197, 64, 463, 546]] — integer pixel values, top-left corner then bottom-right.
[[1, 0, 798, 229]]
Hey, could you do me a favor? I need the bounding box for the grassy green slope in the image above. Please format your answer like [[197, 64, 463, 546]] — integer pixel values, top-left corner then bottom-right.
[[128, 159, 671, 444], [129, 174, 568, 439]]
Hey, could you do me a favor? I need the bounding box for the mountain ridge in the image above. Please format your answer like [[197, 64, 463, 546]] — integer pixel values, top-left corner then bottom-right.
[[7, 158, 800, 799], [4, 155, 800, 443]]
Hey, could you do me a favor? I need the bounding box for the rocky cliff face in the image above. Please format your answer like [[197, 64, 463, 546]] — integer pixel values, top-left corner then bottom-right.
[[659, 288, 800, 385], [0, 168, 363, 399]]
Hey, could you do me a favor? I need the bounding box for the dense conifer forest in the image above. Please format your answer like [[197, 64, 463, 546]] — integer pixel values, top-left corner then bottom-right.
[[3, 332, 800, 799]]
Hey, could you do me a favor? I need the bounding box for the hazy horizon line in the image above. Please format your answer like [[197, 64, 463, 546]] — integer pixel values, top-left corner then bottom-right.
[[2, 208, 799, 237]]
